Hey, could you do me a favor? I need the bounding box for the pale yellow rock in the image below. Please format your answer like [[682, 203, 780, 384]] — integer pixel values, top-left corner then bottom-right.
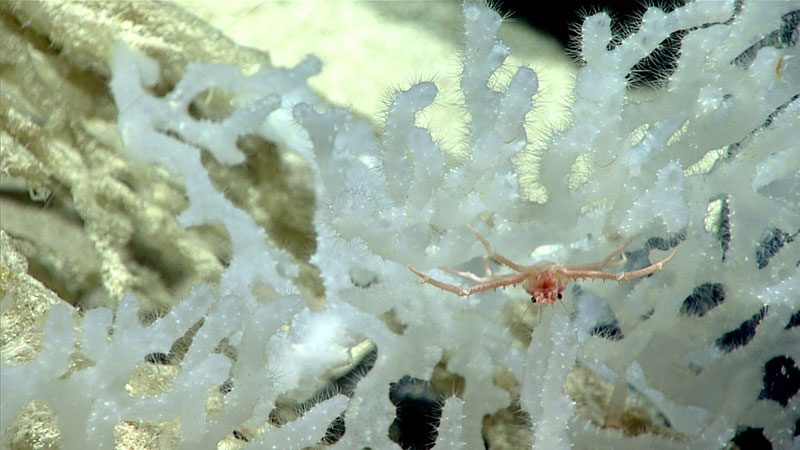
[[175, 1, 576, 164]]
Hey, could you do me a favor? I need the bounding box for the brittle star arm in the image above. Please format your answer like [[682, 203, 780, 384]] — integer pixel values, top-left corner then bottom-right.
[[559, 249, 677, 282], [408, 265, 530, 297]]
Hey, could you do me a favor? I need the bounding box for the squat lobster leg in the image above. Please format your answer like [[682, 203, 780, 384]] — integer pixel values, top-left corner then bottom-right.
[[409, 226, 677, 309], [563, 237, 632, 272], [465, 224, 528, 272], [408, 266, 531, 297], [557, 250, 676, 283]]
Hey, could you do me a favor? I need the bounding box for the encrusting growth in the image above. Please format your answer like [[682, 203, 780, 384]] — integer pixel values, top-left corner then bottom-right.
[[409, 225, 676, 310]]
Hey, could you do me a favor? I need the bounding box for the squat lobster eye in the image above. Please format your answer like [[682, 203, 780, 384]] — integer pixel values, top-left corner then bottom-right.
[[409, 225, 676, 312], [530, 293, 559, 303]]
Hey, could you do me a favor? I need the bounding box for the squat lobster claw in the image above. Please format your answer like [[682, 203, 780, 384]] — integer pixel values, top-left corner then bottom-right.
[[408, 225, 676, 309]]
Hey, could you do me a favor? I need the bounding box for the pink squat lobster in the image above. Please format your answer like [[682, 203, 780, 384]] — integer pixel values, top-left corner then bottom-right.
[[409, 225, 676, 310]]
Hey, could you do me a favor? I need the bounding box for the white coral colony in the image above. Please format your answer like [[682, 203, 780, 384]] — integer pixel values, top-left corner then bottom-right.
[[2, 1, 798, 449]]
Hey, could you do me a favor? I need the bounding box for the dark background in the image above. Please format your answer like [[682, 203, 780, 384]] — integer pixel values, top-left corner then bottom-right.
[[491, 0, 687, 48], [493, 0, 690, 86]]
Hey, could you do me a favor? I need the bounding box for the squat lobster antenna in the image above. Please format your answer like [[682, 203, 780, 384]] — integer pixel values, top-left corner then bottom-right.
[[408, 226, 677, 310]]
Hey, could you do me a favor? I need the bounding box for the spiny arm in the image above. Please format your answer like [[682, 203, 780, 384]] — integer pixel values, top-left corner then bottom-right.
[[559, 249, 676, 282], [409, 265, 531, 296]]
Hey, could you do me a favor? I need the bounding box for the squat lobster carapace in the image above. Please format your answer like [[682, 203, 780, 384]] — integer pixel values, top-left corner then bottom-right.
[[408, 225, 676, 311]]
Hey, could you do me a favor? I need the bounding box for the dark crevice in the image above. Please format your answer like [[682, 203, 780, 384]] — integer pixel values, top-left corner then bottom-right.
[[389, 375, 442, 450], [591, 321, 624, 340], [715, 307, 767, 352], [732, 9, 800, 67], [644, 230, 686, 252], [730, 427, 772, 450], [716, 197, 732, 261], [758, 356, 800, 407], [680, 283, 725, 317], [786, 311, 800, 330], [756, 228, 799, 269]]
